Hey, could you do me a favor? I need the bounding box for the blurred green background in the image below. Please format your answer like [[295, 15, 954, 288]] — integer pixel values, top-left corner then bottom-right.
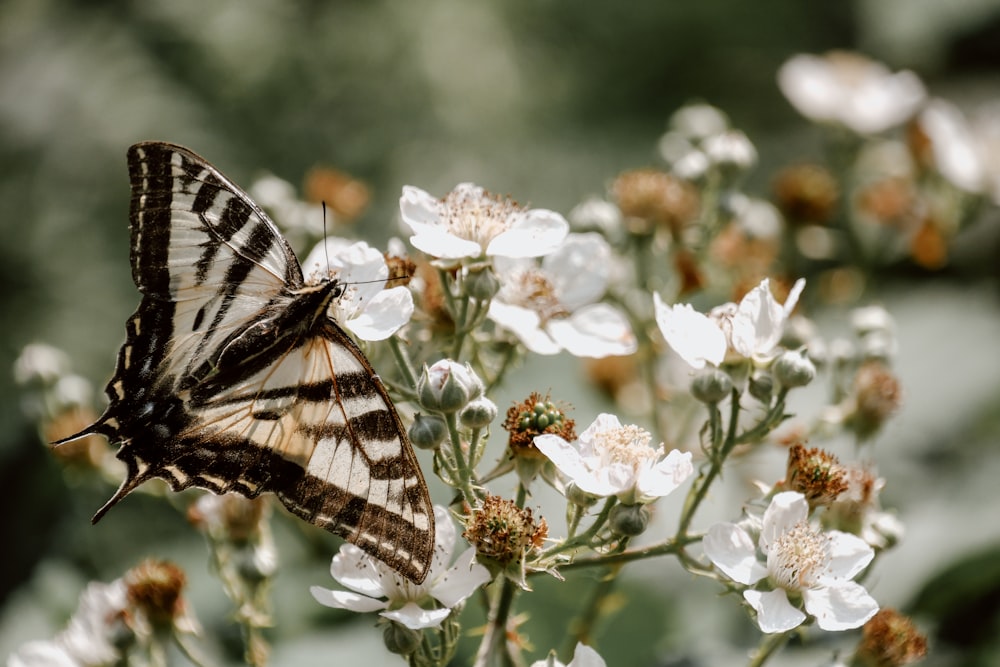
[[3, 0, 1000, 664]]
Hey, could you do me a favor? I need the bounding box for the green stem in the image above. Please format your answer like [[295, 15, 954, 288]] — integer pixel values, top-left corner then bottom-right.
[[445, 411, 478, 505], [747, 631, 792, 667], [676, 388, 740, 538], [387, 335, 418, 391], [542, 533, 701, 573], [472, 578, 519, 667], [539, 497, 617, 561]]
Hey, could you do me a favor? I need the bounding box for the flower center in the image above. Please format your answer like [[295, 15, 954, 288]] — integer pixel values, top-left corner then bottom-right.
[[502, 270, 569, 323], [596, 425, 660, 468], [441, 187, 521, 250], [766, 521, 831, 591]]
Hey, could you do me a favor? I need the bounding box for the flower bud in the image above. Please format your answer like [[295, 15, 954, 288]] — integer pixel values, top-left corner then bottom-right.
[[235, 544, 278, 583], [460, 396, 498, 429], [773, 349, 816, 389], [462, 266, 501, 302], [609, 503, 650, 537], [748, 373, 774, 403], [382, 621, 421, 656], [408, 413, 448, 450], [564, 481, 599, 508], [417, 359, 483, 413], [690, 368, 733, 404]]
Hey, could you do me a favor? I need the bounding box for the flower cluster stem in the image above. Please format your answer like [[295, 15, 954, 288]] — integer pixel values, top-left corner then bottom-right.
[[747, 630, 792, 667], [473, 577, 519, 667]]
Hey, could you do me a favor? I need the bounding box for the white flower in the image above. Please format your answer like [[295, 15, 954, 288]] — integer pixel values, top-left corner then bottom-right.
[[11, 580, 129, 667], [778, 52, 925, 135], [310, 505, 491, 630], [703, 491, 879, 633], [534, 413, 693, 504], [488, 233, 636, 358], [530, 643, 607, 667], [302, 238, 413, 341], [400, 182, 569, 261], [916, 98, 1000, 204], [654, 278, 805, 369]]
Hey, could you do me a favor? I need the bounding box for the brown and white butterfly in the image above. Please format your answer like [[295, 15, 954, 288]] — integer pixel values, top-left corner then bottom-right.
[[59, 142, 434, 583]]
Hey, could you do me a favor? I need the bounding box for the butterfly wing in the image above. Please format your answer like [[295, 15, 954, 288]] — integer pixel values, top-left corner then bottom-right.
[[68, 142, 433, 582]]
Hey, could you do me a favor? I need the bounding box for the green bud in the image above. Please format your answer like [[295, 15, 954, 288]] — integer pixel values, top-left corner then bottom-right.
[[459, 396, 498, 429], [564, 481, 599, 508], [382, 621, 422, 656], [748, 373, 774, 403], [773, 349, 816, 389], [463, 266, 501, 302], [609, 503, 650, 537], [417, 360, 484, 413], [409, 413, 449, 449], [690, 368, 733, 404]]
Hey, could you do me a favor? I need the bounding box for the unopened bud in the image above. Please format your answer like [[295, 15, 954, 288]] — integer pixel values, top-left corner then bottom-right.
[[690, 368, 733, 404], [409, 413, 448, 450], [382, 621, 421, 655], [460, 396, 498, 429], [773, 349, 816, 388], [463, 266, 501, 302], [417, 360, 483, 413], [609, 503, 650, 537]]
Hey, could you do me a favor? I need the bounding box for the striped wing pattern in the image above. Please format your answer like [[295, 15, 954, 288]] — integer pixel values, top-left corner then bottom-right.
[[72, 142, 434, 583]]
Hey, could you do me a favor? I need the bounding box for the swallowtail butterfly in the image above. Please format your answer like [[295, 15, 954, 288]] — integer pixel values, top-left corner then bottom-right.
[[60, 142, 434, 583]]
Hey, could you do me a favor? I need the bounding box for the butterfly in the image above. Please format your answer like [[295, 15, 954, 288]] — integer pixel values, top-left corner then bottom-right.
[[59, 142, 434, 583]]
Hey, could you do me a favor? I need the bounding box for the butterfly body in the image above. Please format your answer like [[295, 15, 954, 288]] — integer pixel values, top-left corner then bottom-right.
[[63, 142, 434, 583]]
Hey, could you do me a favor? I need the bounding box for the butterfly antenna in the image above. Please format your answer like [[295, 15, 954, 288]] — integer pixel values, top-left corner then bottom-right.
[[322, 201, 332, 274]]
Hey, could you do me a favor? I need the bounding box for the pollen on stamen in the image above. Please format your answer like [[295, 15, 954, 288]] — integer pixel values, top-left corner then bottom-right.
[[441, 187, 523, 249], [767, 522, 831, 591]]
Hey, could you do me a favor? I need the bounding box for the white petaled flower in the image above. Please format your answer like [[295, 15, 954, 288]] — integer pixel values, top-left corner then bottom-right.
[[488, 233, 637, 358], [654, 278, 805, 369], [916, 97, 1000, 204], [530, 642, 607, 667], [302, 237, 413, 341], [310, 506, 491, 630], [534, 413, 693, 504], [703, 491, 879, 633], [778, 51, 926, 135], [400, 182, 569, 261], [11, 579, 129, 667]]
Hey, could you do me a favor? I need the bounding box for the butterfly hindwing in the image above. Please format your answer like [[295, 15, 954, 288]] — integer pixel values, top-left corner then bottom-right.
[[69, 142, 434, 583]]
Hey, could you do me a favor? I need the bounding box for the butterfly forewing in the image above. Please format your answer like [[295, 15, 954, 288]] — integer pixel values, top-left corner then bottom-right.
[[69, 142, 434, 583]]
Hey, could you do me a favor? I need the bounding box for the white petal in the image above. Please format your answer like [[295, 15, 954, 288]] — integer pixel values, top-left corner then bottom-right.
[[345, 286, 413, 341], [542, 233, 610, 310], [760, 492, 809, 555], [408, 223, 484, 259], [569, 643, 608, 667], [802, 582, 879, 631], [301, 236, 359, 278], [783, 278, 806, 318], [744, 589, 807, 633], [547, 304, 637, 358], [576, 413, 623, 456], [488, 301, 561, 355], [703, 523, 768, 585], [824, 531, 875, 580], [635, 449, 693, 501], [433, 505, 458, 561], [431, 547, 492, 607], [329, 544, 387, 597], [733, 279, 784, 356], [9, 641, 79, 667], [399, 185, 442, 226], [310, 586, 388, 613], [486, 208, 569, 258], [653, 295, 726, 369], [381, 602, 451, 630], [533, 434, 616, 497]]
